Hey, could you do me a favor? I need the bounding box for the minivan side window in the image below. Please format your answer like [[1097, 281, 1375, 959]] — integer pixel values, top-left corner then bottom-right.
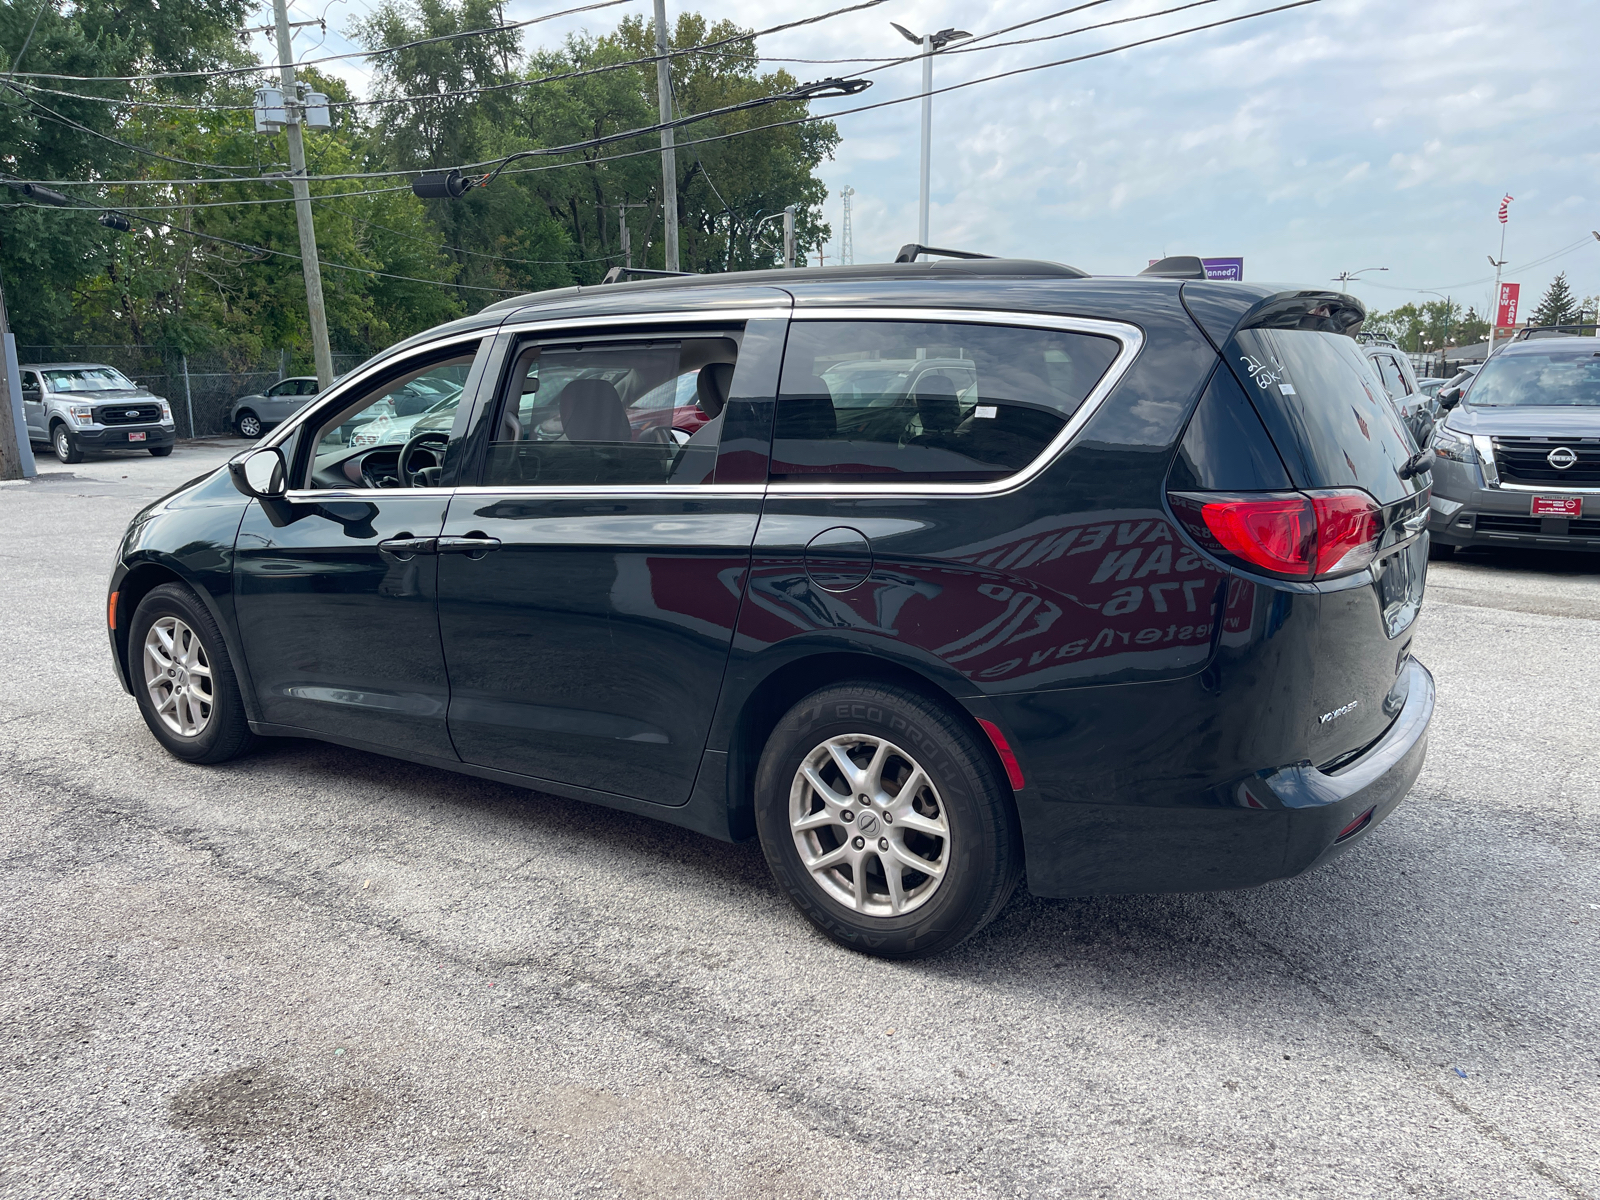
[[479, 335, 737, 487], [772, 320, 1120, 482]]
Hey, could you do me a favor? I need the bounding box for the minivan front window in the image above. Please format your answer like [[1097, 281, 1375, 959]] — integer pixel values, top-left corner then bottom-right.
[[1466, 352, 1600, 407]]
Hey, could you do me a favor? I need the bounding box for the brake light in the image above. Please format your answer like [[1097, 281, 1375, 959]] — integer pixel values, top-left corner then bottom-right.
[[1201, 496, 1315, 576], [1180, 489, 1383, 581], [1310, 491, 1383, 576]]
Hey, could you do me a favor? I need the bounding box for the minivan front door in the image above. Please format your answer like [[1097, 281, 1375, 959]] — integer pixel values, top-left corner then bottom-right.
[[435, 315, 786, 805], [232, 339, 487, 761]]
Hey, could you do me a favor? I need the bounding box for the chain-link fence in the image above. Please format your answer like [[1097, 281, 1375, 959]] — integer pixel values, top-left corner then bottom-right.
[[18, 345, 370, 437]]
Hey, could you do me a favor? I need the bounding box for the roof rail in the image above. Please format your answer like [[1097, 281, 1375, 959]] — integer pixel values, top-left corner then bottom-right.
[[1355, 332, 1399, 347], [1138, 255, 1208, 280], [893, 244, 997, 264], [1514, 322, 1598, 340], [602, 266, 695, 285]]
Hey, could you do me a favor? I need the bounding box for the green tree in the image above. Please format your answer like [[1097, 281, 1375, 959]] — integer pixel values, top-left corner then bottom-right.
[[1529, 272, 1577, 327]]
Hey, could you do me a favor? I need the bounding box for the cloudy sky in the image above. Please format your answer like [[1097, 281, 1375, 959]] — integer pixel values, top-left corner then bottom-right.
[[257, 0, 1600, 318]]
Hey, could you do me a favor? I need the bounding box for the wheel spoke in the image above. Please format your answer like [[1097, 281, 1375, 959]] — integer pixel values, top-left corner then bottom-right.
[[888, 838, 944, 879], [825, 740, 866, 790], [851, 858, 870, 910], [861, 739, 892, 795], [880, 855, 907, 915], [799, 763, 850, 809], [805, 844, 850, 873], [793, 808, 840, 834], [893, 809, 946, 839]]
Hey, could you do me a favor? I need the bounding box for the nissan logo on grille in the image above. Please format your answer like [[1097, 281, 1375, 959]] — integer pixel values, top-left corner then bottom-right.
[[1546, 446, 1579, 470]]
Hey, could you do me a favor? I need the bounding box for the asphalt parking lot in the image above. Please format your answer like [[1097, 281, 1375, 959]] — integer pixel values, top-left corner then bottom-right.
[[1, 440, 1597, 1200]]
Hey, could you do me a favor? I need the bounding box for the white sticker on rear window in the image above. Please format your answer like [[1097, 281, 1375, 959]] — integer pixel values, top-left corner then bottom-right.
[[1279, 383, 1297, 396]]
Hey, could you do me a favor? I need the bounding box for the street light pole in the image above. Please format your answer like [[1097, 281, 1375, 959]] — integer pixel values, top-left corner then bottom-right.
[[918, 34, 932, 246], [892, 23, 971, 258], [652, 0, 680, 273], [271, 0, 333, 389]]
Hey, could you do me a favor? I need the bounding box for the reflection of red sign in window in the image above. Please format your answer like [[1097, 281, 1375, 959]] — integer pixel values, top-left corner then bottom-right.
[[1496, 282, 1521, 328]]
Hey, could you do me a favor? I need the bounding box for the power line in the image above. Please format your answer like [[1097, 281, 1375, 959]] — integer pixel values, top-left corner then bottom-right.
[[7, 0, 637, 84], [4, 197, 528, 292], [6, 2, 1322, 201], [6, 0, 894, 114]]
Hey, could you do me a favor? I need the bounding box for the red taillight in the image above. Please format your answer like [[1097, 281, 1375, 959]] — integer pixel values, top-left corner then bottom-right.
[[1189, 489, 1382, 581], [1309, 491, 1382, 576], [1201, 496, 1315, 576]]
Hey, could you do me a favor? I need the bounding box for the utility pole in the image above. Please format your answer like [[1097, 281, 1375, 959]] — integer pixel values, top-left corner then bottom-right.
[[892, 24, 971, 257], [652, 0, 680, 273], [272, 0, 334, 388], [0, 265, 36, 480], [615, 202, 648, 268], [782, 206, 796, 269], [840, 186, 855, 265]]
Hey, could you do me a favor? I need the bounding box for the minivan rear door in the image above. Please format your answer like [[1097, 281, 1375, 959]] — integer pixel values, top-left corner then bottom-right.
[[1220, 323, 1429, 767]]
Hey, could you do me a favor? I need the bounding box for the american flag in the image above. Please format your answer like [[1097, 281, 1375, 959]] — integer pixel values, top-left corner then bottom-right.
[[1498, 194, 1514, 224]]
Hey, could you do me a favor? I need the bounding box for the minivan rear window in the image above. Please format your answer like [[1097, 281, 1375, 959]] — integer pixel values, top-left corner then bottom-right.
[[1229, 329, 1418, 503], [772, 320, 1120, 482]]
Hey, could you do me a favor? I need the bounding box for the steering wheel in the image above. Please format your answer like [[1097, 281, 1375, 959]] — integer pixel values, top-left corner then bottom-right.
[[399, 430, 451, 487]]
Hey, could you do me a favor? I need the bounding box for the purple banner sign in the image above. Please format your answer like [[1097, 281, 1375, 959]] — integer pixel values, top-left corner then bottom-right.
[[1201, 257, 1244, 281]]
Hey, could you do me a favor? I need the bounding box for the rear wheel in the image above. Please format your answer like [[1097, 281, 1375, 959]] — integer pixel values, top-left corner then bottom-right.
[[754, 682, 1022, 959], [235, 411, 262, 439], [129, 583, 255, 763], [52, 425, 83, 464], [149, 445, 173, 457]]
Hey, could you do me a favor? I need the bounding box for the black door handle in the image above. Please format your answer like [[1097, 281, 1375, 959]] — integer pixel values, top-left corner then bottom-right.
[[437, 534, 502, 556], [377, 535, 438, 557]]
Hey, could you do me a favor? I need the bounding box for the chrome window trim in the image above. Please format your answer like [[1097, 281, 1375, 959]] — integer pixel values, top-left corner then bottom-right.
[[497, 306, 791, 338], [260, 331, 493, 450], [451, 484, 768, 499], [769, 306, 1143, 498], [284, 487, 461, 502]]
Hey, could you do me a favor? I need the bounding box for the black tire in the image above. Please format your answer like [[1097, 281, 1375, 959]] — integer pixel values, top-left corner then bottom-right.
[[52, 424, 83, 464], [754, 682, 1023, 959], [1428, 540, 1457, 560], [128, 583, 255, 764], [148, 445, 173, 457], [234, 411, 262, 439]]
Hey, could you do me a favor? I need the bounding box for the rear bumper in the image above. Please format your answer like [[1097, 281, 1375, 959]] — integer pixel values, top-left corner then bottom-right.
[[1020, 660, 1434, 898]]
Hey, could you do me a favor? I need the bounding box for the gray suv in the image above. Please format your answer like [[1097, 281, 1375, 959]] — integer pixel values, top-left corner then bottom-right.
[[1426, 334, 1600, 555], [20, 363, 177, 462], [228, 376, 321, 439], [1358, 335, 1433, 446]]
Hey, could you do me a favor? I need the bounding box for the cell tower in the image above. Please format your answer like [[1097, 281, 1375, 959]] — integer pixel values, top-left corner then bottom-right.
[[840, 186, 855, 265]]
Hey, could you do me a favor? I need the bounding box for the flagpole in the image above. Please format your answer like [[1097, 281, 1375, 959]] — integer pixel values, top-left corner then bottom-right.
[[1488, 196, 1511, 360]]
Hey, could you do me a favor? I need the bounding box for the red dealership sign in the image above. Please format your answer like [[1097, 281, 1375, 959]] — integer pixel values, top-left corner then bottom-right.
[[1496, 282, 1521, 328]]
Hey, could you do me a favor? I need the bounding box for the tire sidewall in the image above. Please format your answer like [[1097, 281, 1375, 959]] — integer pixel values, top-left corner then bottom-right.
[[54, 427, 79, 463], [129, 585, 239, 762], [755, 689, 1009, 958]]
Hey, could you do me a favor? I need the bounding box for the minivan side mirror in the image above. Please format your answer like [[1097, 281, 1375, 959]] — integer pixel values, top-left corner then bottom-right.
[[229, 447, 288, 499]]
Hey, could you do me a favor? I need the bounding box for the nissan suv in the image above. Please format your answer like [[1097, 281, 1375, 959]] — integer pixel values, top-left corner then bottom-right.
[[104, 261, 1435, 958], [20, 363, 177, 462], [1427, 333, 1600, 554]]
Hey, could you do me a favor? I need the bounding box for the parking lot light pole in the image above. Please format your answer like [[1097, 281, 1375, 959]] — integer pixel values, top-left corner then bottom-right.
[[891, 23, 971, 256]]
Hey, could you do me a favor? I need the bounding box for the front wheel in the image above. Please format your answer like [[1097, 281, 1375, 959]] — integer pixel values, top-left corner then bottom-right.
[[149, 445, 173, 457], [53, 426, 83, 464], [235, 411, 262, 439], [754, 682, 1023, 959], [129, 583, 255, 763]]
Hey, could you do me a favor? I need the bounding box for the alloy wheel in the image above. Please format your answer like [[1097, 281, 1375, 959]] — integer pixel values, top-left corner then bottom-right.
[[238, 414, 262, 439], [789, 734, 950, 917], [142, 616, 215, 737]]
